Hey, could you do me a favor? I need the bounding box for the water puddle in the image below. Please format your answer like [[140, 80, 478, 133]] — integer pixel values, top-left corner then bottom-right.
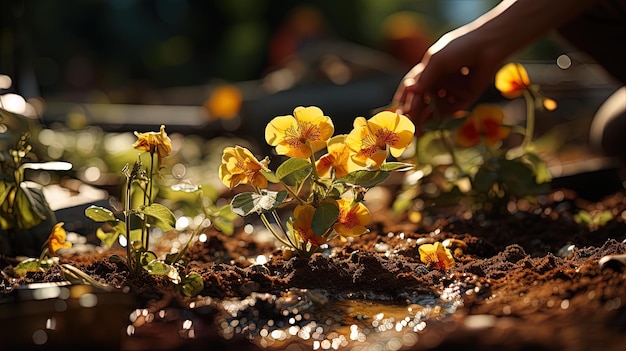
[[216, 287, 462, 350], [122, 283, 463, 350]]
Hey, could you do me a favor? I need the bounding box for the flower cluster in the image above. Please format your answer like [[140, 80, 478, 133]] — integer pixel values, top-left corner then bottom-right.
[[395, 63, 552, 215], [220, 106, 415, 256]]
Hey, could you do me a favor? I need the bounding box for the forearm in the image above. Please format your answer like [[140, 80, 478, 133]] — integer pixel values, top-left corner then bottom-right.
[[466, 0, 601, 62]]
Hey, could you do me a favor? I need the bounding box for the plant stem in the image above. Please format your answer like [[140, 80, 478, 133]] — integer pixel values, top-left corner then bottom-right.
[[144, 151, 155, 250], [124, 174, 134, 271], [259, 212, 293, 247], [522, 89, 535, 149], [170, 223, 206, 264], [440, 129, 460, 168], [253, 186, 295, 248]]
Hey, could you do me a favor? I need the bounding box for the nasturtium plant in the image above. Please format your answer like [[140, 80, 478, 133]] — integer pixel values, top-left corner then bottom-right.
[[220, 106, 416, 257], [84, 125, 223, 296], [394, 62, 553, 216]]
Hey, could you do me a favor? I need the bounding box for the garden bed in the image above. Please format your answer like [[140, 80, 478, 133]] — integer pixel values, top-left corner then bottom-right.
[[1, 177, 625, 351]]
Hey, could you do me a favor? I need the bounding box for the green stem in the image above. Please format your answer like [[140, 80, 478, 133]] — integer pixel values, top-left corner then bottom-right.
[[522, 89, 535, 149], [170, 223, 206, 264], [144, 151, 155, 250], [259, 212, 293, 248], [253, 186, 295, 248], [281, 181, 306, 205], [440, 129, 460, 169], [124, 174, 134, 271]]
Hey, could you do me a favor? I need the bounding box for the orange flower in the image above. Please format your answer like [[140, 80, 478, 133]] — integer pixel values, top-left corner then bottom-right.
[[47, 222, 71, 255], [290, 204, 325, 246], [345, 111, 415, 170], [418, 241, 454, 270], [219, 146, 270, 189], [315, 135, 351, 178], [455, 104, 510, 147], [495, 63, 530, 99], [204, 84, 242, 120], [333, 198, 371, 237], [265, 106, 334, 159], [133, 125, 173, 163]]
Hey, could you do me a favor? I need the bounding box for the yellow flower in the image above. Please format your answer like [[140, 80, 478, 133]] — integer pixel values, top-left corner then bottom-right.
[[495, 63, 530, 99], [315, 135, 351, 178], [291, 204, 325, 246], [133, 125, 173, 163], [333, 198, 371, 237], [265, 106, 335, 159], [47, 222, 71, 256], [345, 111, 415, 170], [418, 241, 454, 270], [455, 104, 510, 147], [219, 146, 270, 189]]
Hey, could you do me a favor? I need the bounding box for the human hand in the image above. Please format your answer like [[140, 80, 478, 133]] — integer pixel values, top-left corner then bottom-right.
[[392, 29, 501, 135]]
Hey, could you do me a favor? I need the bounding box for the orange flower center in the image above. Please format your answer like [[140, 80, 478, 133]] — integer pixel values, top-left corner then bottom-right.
[[339, 208, 359, 228], [375, 128, 400, 148], [358, 134, 379, 157]]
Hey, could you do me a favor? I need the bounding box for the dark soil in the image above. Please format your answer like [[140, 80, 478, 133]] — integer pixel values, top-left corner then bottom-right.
[[1, 184, 626, 351]]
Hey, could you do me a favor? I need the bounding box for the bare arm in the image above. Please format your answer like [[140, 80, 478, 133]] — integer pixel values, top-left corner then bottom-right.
[[394, 0, 600, 134]]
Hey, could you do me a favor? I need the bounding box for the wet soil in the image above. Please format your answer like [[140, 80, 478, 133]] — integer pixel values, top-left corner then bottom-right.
[[1, 184, 626, 351]]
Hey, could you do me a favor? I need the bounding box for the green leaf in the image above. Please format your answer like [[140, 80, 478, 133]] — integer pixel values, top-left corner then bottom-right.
[[139, 251, 158, 270], [231, 190, 288, 216], [312, 200, 339, 235], [595, 210, 614, 226], [261, 170, 281, 184], [13, 258, 42, 277], [338, 170, 390, 188], [147, 260, 170, 276], [574, 211, 592, 224], [473, 168, 498, 193], [85, 206, 117, 222], [179, 272, 204, 297], [380, 162, 415, 172], [15, 187, 44, 229], [96, 227, 120, 248], [142, 203, 176, 231], [499, 159, 546, 197], [276, 158, 311, 186], [524, 152, 552, 184], [0, 182, 12, 209]]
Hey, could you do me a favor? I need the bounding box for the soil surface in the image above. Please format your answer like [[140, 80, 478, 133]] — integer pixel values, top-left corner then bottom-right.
[[1, 183, 626, 351]]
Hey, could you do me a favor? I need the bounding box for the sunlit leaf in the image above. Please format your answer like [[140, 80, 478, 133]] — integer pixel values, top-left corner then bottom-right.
[[142, 203, 176, 231], [261, 170, 281, 184], [13, 258, 42, 277], [276, 158, 311, 186], [96, 227, 120, 248], [338, 170, 390, 188], [595, 210, 614, 226], [85, 206, 117, 222], [179, 272, 204, 297], [139, 251, 158, 270], [380, 162, 415, 172]]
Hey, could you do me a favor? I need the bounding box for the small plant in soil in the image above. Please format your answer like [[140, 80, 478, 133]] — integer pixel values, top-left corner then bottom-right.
[[220, 106, 417, 257], [85, 125, 232, 297]]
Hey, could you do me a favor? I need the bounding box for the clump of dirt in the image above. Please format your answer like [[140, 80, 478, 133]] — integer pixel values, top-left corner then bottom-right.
[[1, 188, 625, 351]]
